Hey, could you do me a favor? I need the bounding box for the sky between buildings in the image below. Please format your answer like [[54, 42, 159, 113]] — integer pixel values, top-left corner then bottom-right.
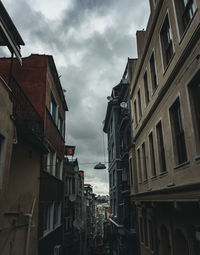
[[2, 0, 150, 195]]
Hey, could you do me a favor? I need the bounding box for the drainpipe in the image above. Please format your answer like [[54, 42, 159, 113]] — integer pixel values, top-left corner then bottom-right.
[[25, 197, 36, 255]]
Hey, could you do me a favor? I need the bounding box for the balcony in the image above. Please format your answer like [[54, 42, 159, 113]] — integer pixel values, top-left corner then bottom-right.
[[9, 75, 45, 149]]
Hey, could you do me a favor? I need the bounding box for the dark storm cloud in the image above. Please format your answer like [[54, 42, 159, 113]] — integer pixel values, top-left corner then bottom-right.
[[3, 0, 150, 194]]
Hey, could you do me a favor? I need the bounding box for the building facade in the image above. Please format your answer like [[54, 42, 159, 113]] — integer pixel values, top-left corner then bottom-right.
[[104, 59, 139, 255], [0, 3, 44, 255], [0, 54, 68, 254], [63, 149, 77, 255], [129, 0, 200, 254]]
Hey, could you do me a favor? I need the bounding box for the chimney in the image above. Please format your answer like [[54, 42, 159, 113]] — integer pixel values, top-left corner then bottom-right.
[[136, 30, 146, 59], [149, 0, 155, 12]]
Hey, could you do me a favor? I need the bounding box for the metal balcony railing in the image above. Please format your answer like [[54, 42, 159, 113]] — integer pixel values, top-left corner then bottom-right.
[[9, 75, 44, 138]]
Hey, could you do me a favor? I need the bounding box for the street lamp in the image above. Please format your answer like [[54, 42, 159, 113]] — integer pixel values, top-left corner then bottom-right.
[[94, 162, 106, 170]]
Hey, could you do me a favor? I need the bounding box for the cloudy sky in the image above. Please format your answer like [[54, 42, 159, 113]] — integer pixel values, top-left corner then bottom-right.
[[3, 0, 150, 194]]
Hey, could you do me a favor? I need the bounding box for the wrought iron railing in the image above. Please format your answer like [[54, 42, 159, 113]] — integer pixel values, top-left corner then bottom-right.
[[9, 75, 44, 138]]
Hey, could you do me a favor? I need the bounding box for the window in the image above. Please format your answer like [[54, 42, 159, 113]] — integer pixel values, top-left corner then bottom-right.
[[174, 0, 196, 37], [129, 158, 133, 185], [42, 203, 54, 234], [137, 148, 142, 183], [111, 143, 114, 160], [160, 14, 174, 69], [188, 72, 200, 150], [65, 217, 72, 232], [174, 229, 189, 255], [140, 217, 144, 243], [50, 93, 57, 122], [150, 53, 157, 93], [55, 156, 62, 178], [58, 114, 63, 135], [144, 216, 148, 246], [0, 134, 4, 154], [65, 177, 72, 195], [149, 220, 154, 250], [43, 205, 51, 232], [54, 202, 61, 227], [122, 168, 128, 182], [149, 132, 156, 177], [144, 72, 150, 106], [142, 143, 148, 181], [109, 173, 112, 187], [47, 149, 54, 174], [0, 134, 5, 187], [156, 121, 166, 172], [170, 99, 187, 165], [134, 100, 138, 127], [113, 170, 115, 186], [114, 198, 116, 216], [110, 117, 113, 134], [109, 149, 112, 164], [138, 90, 142, 120]]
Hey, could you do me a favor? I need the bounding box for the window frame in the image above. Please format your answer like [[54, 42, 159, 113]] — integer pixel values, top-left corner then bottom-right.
[[156, 120, 167, 173], [142, 142, 148, 181], [55, 156, 62, 179], [159, 12, 174, 71], [144, 71, 150, 107], [187, 70, 200, 153], [137, 147, 142, 183], [138, 89, 142, 121], [134, 99, 138, 127], [149, 131, 156, 177], [0, 134, 6, 189], [169, 98, 188, 165], [58, 114, 64, 136], [149, 51, 158, 94], [173, 0, 197, 40], [50, 93, 58, 123], [47, 148, 55, 175]]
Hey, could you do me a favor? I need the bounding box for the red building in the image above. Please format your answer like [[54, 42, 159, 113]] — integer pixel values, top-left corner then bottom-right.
[[0, 54, 68, 254]]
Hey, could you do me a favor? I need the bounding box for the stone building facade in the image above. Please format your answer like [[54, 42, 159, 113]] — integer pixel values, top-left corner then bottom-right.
[[129, 0, 200, 254]]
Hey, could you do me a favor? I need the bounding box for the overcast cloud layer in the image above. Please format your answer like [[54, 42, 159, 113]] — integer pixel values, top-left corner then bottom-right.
[[3, 0, 150, 194]]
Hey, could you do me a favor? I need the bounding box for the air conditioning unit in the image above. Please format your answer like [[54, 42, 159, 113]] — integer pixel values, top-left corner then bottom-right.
[[54, 245, 62, 255]]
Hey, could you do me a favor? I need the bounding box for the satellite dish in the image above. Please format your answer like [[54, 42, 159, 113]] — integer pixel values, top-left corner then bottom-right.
[[69, 194, 76, 202], [107, 96, 113, 101], [120, 102, 128, 109]]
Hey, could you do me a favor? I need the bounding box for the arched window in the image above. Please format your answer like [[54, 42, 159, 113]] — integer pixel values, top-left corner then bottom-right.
[[139, 217, 144, 243], [160, 225, 171, 255], [174, 229, 189, 255]]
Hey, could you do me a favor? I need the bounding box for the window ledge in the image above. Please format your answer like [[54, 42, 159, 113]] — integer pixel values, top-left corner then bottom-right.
[[159, 171, 168, 178], [152, 87, 158, 97], [163, 52, 175, 75], [174, 161, 190, 170], [42, 170, 63, 182], [195, 155, 200, 164], [40, 224, 62, 240], [151, 175, 157, 180]]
